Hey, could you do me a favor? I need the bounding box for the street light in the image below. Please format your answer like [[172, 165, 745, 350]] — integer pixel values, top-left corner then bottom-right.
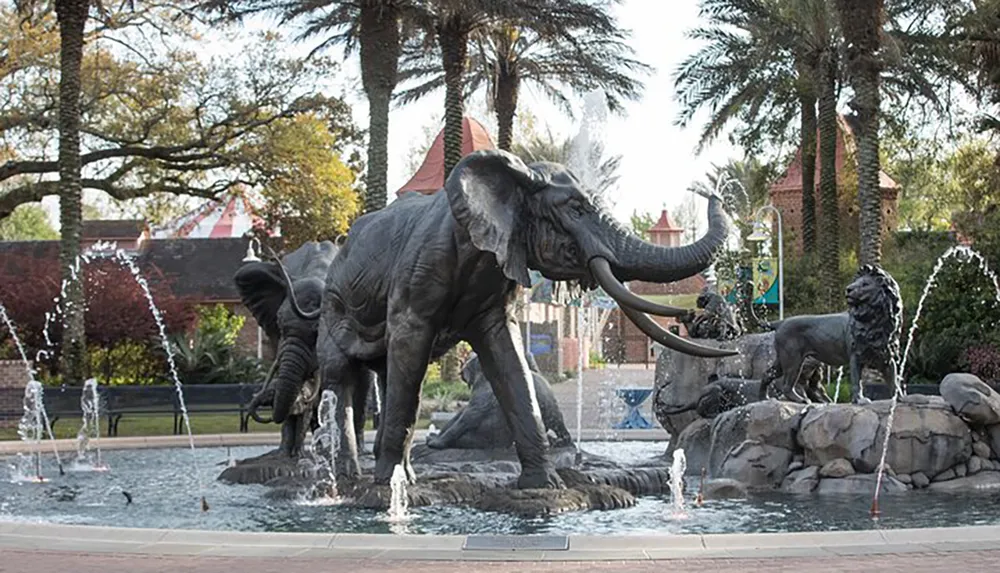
[[242, 236, 262, 263], [747, 205, 784, 320]]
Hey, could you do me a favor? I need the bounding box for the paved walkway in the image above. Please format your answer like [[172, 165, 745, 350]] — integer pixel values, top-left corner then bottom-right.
[[549, 366, 658, 433], [2, 549, 995, 573]]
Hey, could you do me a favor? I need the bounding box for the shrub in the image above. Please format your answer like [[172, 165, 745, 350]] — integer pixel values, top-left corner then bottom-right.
[[169, 306, 262, 385]]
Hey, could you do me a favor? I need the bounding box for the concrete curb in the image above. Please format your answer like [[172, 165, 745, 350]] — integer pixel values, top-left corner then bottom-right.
[[0, 429, 669, 455], [1, 521, 998, 561]]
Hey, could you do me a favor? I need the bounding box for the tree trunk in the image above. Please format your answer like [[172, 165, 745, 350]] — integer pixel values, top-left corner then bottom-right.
[[437, 18, 468, 382], [837, 0, 884, 266], [438, 18, 468, 179], [56, 0, 88, 386], [799, 92, 817, 255], [359, 2, 400, 214], [817, 50, 840, 311], [495, 68, 519, 151]]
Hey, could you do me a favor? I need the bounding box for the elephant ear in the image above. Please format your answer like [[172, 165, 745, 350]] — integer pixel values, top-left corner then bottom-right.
[[446, 150, 548, 286], [233, 261, 286, 340]]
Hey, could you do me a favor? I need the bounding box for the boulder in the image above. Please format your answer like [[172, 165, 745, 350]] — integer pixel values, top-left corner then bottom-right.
[[718, 440, 793, 489], [956, 463, 968, 478], [896, 473, 912, 485], [787, 460, 804, 472], [911, 472, 930, 489], [702, 478, 748, 499], [674, 418, 712, 476], [987, 426, 1000, 461], [940, 373, 1000, 426], [874, 401, 972, 476], [816, 474, 907, 495], [781, 466, 820, 494], [708, 401, 804, 476], [820, 458, 856, 478], [973, 441, 992, 460], [927, 471, 1000, 492], [654, 333, 775, 438], [933, 468, 956, 482], [798, 405, 881, 470]]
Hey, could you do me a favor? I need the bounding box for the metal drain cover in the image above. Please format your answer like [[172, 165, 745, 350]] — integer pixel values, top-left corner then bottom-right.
[[463, 535, 569, 551]]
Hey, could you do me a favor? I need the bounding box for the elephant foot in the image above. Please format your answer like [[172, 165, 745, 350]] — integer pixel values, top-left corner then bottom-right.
[[425, 434, 445, 450], [517, 464, 565, 490], [852, 395, 872, 405]]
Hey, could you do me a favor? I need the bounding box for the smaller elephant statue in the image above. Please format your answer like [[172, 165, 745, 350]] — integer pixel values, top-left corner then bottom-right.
[[426, 353, 573, 450], [235, 239, 371, 458], [680, 287, 741, 341]]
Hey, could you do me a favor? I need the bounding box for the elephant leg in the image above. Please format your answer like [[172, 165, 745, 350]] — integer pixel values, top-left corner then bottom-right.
[[373, 322, 434, 485], [469, 313, 563, 490], [353, 371, 371, 454], [279, 417, 298, 457], [317, 347, 364, 482]]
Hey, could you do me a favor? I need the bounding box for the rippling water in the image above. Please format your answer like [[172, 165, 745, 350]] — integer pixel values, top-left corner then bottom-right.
[[2, 443, 997, 535]]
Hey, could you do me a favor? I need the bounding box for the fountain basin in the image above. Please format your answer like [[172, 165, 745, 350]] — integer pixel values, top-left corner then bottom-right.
[[5, 441, 1000, 536]]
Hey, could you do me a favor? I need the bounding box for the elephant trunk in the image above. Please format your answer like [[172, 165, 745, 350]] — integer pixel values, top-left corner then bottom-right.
[[608, 195, 729, 283], [271, 340, 315, 424]]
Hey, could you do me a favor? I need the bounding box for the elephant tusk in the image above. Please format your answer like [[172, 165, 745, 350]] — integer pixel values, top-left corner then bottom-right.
[[589, 257, 692, 318], [619, 304, 738, 358]]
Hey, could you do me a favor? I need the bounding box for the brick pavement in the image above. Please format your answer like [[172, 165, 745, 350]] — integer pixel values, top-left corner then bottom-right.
[[0, 549, 994, 573]]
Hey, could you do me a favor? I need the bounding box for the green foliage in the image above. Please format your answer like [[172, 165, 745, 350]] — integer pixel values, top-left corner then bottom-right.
[[88, 341, 162, 386], [255, 113, 363, 245], [630, 210, 656, 239], [195, 305, 246, 347], [896, 252, 1000, 385], [588, 350, 605, 368], [169, 306, 262, 385], [0, 204, 56, 240]]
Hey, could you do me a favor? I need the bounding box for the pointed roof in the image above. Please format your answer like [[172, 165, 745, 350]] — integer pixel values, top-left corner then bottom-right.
[[770, 115, 899, 195], [649, 209, 684, 233], [397, 117, 496, 196], [154, 188, 273, 239]]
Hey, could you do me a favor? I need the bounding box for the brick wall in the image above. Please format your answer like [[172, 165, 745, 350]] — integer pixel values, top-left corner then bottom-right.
[[230, 303, 275, 361], [0, 360, 29, 428], [772, 187, 898, 255]]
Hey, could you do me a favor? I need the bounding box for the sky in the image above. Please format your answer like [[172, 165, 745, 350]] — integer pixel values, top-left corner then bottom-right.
[[52, 0, 743, 230]]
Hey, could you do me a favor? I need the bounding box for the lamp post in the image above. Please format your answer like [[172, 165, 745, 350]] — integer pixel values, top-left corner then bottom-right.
[[242, 237, 264, 359], [747, 205, 784, 320]]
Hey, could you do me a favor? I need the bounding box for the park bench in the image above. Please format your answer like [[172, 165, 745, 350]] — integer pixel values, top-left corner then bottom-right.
[[102, 384, 259, 436], [0, 383, 262, 436]]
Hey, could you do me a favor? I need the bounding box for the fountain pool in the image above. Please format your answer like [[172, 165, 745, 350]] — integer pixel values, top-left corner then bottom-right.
[[4, 442, 1000, 536]]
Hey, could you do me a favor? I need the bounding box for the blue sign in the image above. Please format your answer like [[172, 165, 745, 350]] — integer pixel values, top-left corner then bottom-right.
[[530, 334, 553, 355]]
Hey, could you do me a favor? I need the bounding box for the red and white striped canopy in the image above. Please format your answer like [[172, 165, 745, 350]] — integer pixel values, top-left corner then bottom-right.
[[154, 192, 274, 239]]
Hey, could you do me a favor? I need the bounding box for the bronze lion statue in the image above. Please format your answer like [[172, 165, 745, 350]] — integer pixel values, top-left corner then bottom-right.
[[760, 265, 902, 404]]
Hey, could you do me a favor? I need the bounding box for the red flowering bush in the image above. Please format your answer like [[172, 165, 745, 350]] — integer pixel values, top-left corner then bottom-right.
[[0, 253, 195, 382], [963, 345, 1000, 387]]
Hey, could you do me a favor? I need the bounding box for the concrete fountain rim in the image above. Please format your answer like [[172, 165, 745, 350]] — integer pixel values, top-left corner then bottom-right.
[[1, 520, 998, 561], [5, 432, 999, 561]]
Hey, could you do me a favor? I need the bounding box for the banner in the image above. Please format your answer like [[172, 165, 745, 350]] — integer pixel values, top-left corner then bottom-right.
[[720, 258, 778, 305]]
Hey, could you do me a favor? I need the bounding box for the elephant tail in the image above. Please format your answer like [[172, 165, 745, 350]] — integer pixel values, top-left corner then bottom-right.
[[763, 320, 783, 332]]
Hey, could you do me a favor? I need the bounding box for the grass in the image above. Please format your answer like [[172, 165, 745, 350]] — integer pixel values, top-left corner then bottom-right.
[[642, 294, 699, 308], [1, 412, 432, 441]]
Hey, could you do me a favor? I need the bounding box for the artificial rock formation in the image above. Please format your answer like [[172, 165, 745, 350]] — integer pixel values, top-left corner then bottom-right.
[[670, 374, 1000, 495]]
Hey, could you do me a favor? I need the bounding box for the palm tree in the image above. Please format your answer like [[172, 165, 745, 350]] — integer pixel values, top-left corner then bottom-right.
[[399, 11, 648, 151], [15, 0, 90, 385], [834, 0, 884, 266], [510, 126, 622, 199], [816, 43, 840, 310], [285, 1, 412, 214], [674, 0, 834, 258]]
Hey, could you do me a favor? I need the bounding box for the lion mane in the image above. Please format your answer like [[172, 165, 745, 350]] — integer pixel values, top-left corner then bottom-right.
[[847, 264, 903, 370]]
